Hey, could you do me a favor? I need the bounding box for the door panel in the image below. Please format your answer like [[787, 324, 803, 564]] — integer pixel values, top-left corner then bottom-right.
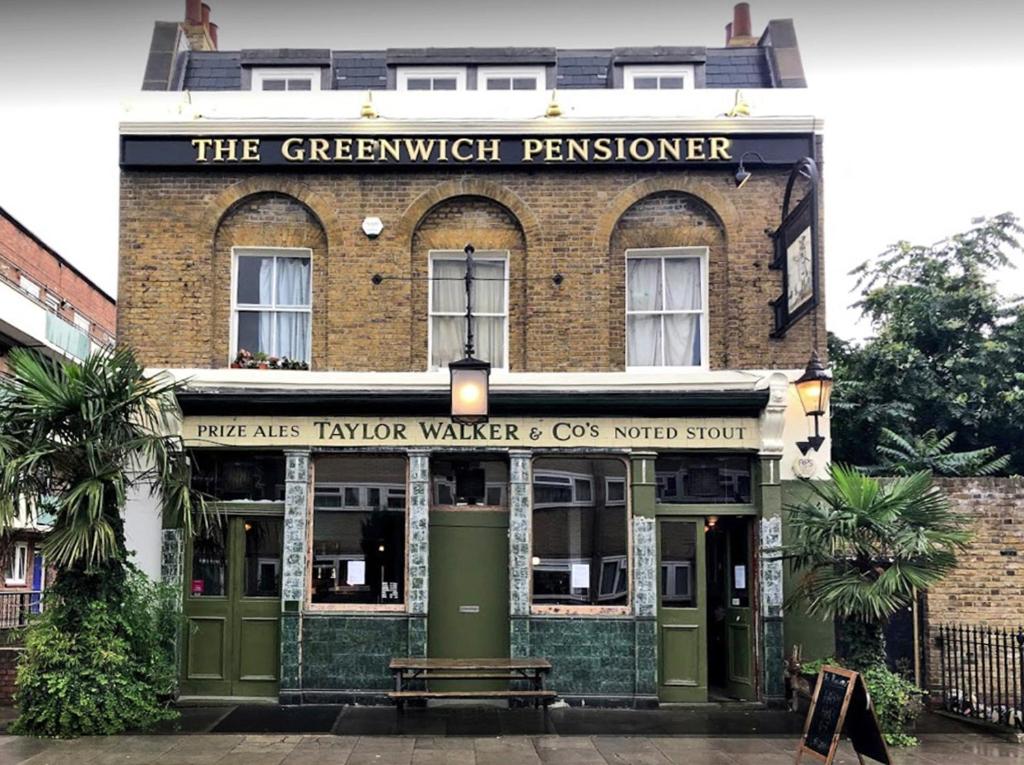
[[238, 617, 280, 681], [181, 515, 282, 697], [186, 616, 227, 680], [657, 518, 707, 702], [724, 519, 754, 699], [428, 511, 510, 691]]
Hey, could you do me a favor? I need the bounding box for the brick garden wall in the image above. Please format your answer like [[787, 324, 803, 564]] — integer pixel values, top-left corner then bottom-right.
[[925, 477, 1024, 687], [0, 647, 21, 706], [118, 168, 827, 372]]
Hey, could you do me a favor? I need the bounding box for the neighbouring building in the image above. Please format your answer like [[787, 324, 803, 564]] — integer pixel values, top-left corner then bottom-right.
[[0, 205, 116, 615], [123, 1, 834, 706]]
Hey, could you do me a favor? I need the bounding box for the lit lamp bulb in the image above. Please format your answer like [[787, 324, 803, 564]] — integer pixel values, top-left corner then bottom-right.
[[531, 557, 541, 566], [449, 356, 491, 425]]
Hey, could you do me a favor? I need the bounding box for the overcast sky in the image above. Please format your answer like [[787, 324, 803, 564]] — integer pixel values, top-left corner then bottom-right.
[[1, 0, 1022, 340]]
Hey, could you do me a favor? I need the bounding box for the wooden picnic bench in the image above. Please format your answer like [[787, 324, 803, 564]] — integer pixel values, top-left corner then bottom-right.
[[388, 657, 556, 710]]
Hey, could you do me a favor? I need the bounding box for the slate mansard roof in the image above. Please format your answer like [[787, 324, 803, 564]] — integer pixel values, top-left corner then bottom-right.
[[147, 14, 805, 92], [176, 45, 789, 92]]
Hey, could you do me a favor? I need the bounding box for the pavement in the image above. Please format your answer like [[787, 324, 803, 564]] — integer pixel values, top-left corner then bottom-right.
[[1, 732, 1023, 765], [0, 707, 1018, 764]]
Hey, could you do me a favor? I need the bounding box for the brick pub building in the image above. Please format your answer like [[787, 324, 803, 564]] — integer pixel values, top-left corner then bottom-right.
[[122, 1, 834, 706]]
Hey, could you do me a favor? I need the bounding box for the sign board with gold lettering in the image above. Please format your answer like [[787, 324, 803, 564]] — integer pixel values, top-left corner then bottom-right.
[[183, 416, 760, 450], [120, 133, 814, 169]]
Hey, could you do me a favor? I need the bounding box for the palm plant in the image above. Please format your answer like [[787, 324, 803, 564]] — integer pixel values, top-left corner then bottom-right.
[[786, 464, 971, 669], [0, 346, 204, 602], [871, 427, 1009, 477]]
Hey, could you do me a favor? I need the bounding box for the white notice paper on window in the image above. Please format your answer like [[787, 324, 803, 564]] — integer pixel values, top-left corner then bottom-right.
[[571, 563, 590, 589], [347, 561, 366, 586], [733, 565, 746, 590]]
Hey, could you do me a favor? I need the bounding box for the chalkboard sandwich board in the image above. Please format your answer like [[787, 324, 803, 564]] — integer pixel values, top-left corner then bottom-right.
[[795, 666, 891, 765]]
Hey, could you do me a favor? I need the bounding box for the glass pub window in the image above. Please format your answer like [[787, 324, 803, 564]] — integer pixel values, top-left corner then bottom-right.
[[190, 451, 286, 502], [429, 252, 507, 369], [625, 66, 692, 90], [531, 457, 628, 606], [233, 249, 312, 364], [191, 523, 227, 597], [244, 517, 283, 597], [399, 69, 465, 91], [654, 454, 753, 504], [479, 68, 544, 91], [626, 248, 706, 367], [253, 68, 320, 91], [312, 456, 407, 605]]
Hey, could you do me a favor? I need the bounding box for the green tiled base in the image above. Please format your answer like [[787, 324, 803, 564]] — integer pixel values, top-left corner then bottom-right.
[[302, 615, 411, 691], [528, 617, 638, 696]]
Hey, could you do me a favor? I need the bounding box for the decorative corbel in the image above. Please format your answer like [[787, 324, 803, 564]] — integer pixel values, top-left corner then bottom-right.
[[757, 371, 790, 458]]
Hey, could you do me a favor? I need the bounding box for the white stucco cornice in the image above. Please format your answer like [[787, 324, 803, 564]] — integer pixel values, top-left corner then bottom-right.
[[120, 89, 823, 135], [148, 368, 806, 393]]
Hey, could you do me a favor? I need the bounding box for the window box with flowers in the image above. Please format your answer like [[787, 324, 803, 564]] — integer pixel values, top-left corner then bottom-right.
[[231, 349, 309, 370]]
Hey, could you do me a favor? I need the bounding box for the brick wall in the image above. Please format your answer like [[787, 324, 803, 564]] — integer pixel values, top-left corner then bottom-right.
[[118, 167, 826, 372], [0, 647, 21, 706], [925, 477, 1024, 687], [0, 213, 116, 341]]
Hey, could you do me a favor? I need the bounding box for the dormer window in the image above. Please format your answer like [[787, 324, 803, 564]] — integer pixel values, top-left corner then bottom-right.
[[252, 67, 321, 91], [624, 65, 694, 90], [478, 66, 546, 91], [398, 67, 466, 91]]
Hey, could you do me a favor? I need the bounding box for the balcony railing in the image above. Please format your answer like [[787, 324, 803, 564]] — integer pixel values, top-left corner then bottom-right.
[[0, 591, 45, 631]]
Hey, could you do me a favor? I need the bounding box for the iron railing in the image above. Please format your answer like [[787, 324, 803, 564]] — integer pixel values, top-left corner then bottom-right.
[[935, 623, 1024, 730], [0, 591, 44, 630]]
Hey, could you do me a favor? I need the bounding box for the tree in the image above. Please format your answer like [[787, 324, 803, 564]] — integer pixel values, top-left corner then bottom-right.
[[830, 213, 1024, 473], [870, 427, 1009, 477], [0, 347, 204, 735], [786, 465, 971, 670]]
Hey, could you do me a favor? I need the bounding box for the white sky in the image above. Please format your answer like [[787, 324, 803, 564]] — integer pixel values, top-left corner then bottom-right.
[[0, 0, 1022, 340]]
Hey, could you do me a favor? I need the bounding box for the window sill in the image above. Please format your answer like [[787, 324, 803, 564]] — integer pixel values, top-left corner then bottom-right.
[[530, 604, 631, 617], [304, 602, 406, 614]]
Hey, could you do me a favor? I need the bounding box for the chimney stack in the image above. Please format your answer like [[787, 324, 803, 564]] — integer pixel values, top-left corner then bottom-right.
[[726, 3, 758, 47], [181, 0, 218, 51]]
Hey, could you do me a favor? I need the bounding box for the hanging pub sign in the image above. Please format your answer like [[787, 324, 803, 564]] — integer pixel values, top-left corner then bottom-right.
[[795, 666, 891, 765], [769, 157, 820, 338], [119, 132, 815, 169]]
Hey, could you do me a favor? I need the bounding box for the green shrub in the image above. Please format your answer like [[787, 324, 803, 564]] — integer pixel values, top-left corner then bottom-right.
[[11, 569, 180, 737]]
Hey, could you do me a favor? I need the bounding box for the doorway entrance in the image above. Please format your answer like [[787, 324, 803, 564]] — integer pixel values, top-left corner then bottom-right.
[[657, 515, 756, 702], [181, 515, 283, 697]]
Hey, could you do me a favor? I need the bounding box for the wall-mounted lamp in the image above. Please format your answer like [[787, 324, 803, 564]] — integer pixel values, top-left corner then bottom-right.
[[794, 350, 833, 454], [449, 245, 491, 425], [734, 151, 768, 189]]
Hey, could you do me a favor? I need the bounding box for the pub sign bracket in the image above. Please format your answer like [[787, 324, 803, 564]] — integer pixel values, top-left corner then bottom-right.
[[768, 157, 820, 339]]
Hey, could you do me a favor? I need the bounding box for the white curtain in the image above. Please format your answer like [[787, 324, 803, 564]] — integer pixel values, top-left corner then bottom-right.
[[474, 261, 505, 366], [431, 258, 506, 367], [258, 259, 274, 354], [627, 257, 701, 366], [627, 259, 662, 365], [431, 260, 465, 367], [274, 257, 310, 361]]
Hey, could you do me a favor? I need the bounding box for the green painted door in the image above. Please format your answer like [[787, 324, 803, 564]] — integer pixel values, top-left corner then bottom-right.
[[181, 515, 282, 697], [724, 518, 755, 699], [428, 511, 510, 690], [657, 518, 707, 702]]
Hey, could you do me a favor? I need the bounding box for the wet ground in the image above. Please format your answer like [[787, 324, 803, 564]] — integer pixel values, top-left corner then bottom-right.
[[0, 707, 1015, 764]]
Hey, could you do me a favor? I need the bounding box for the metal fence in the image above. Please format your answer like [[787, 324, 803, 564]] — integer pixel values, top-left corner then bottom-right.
[[935, 624, 1024, 730], [0, 590, 44, 631]]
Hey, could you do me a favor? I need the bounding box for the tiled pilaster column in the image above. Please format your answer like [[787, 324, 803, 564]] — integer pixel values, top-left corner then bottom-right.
[[280, 450, 310, 699], [759, 455, 786, 702], [630, 452, 658, 700], [509, 450, 532, 658], [160, 528, 184, 681], [407, 450, 430, 657]]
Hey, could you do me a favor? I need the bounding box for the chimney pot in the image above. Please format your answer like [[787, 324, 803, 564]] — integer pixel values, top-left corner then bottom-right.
[[733, 3, 752, 39], [725, 21, 733, 45], [201, 2, 211, 26], [185, 0, 202, 24], [207, 21, 219, 49]]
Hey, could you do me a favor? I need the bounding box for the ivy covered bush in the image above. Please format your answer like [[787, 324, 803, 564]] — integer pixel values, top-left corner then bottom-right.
[[11, 570, 180, 737]]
